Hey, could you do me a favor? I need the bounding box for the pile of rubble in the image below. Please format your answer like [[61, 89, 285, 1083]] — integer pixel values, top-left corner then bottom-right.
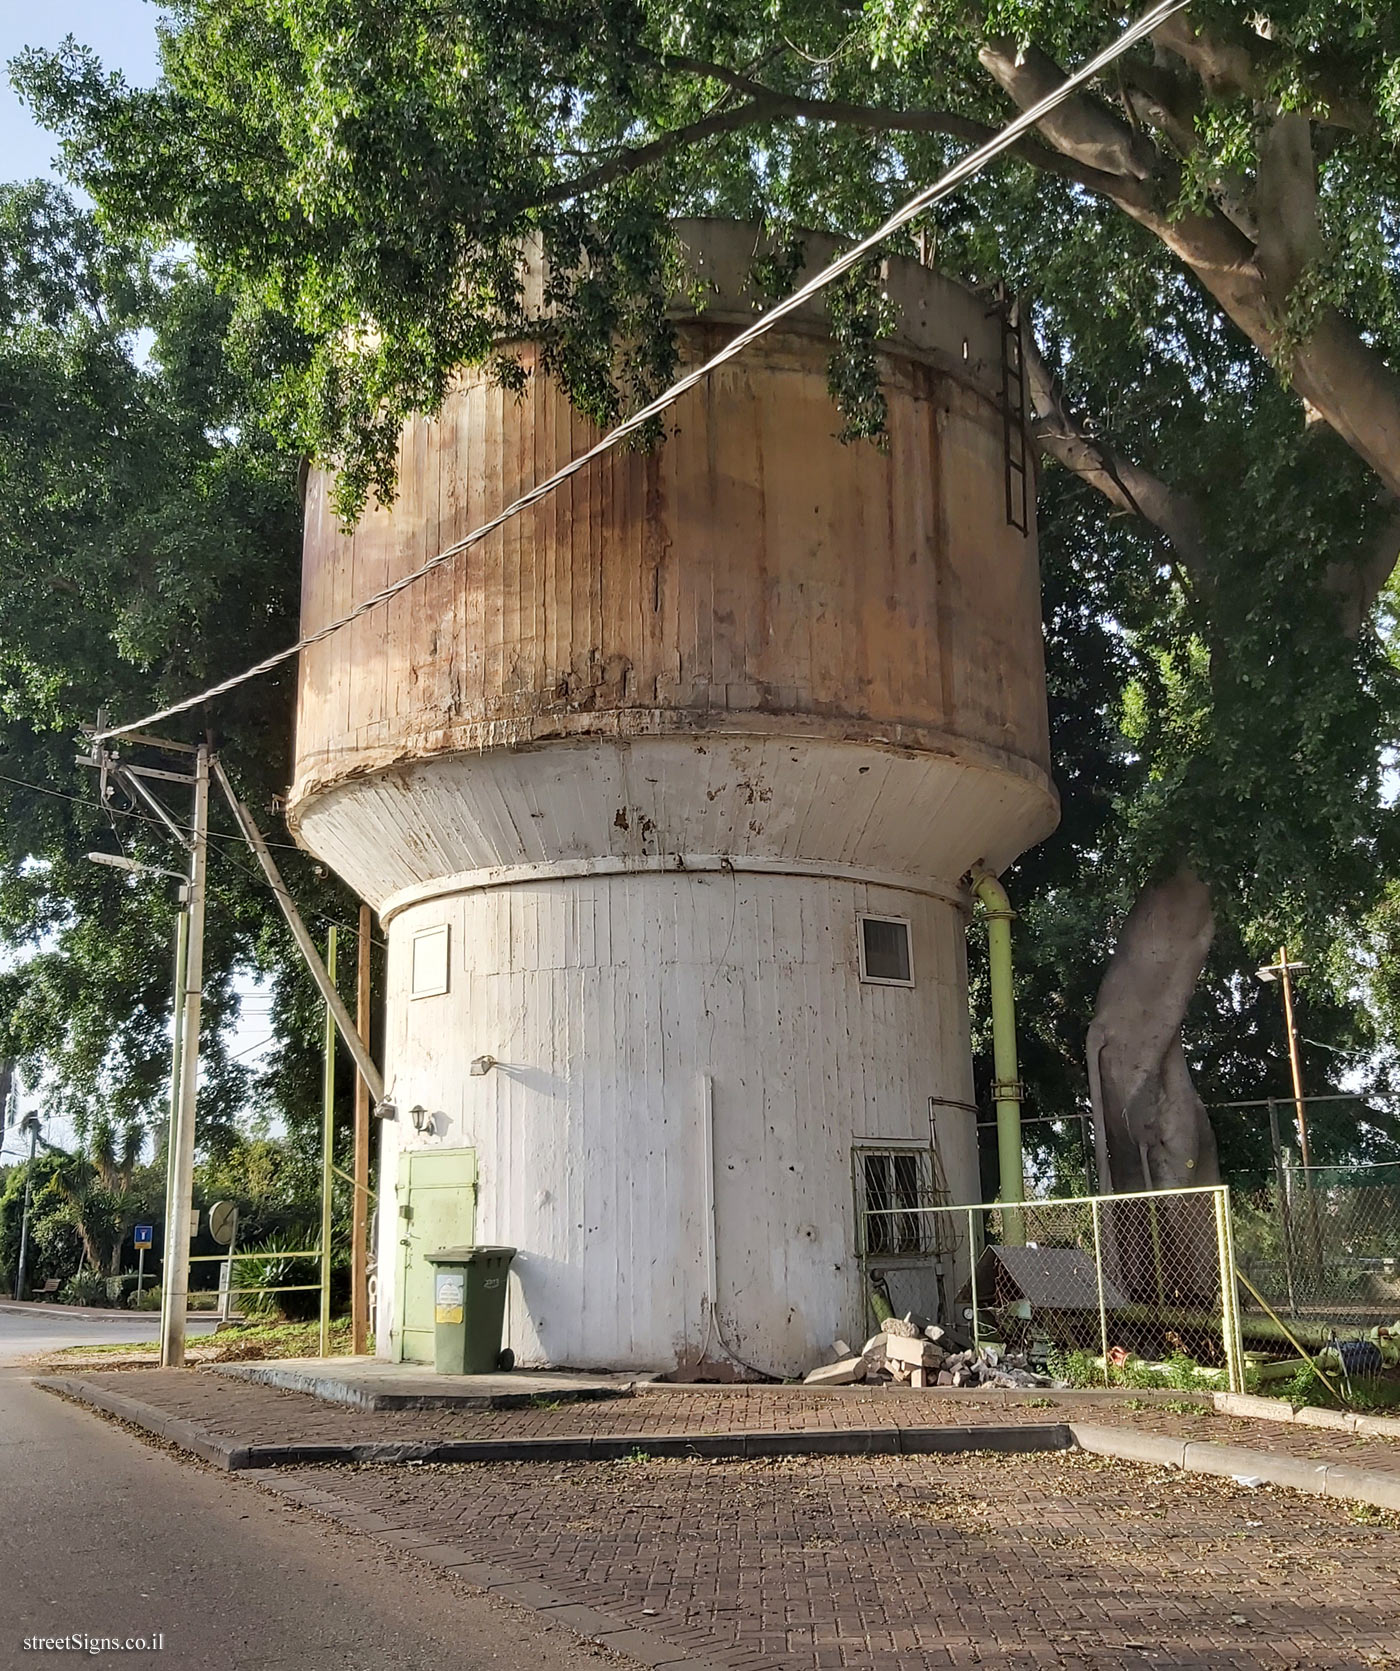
[[803, 1315, 1056, 1390]]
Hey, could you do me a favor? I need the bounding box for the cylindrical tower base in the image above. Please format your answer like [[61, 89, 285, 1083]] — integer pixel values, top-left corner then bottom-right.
[[375, 863, 978, 1375]]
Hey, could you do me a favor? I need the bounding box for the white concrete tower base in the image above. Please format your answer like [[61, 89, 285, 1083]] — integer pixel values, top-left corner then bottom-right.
[[375, 864, 976, 1374]]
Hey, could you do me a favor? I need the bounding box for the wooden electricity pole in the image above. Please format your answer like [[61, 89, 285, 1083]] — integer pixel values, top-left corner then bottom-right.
[[352, 903, 373, 1354]]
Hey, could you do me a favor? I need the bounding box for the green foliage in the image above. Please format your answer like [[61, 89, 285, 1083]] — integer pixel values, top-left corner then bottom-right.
[[58, 1269, 106, 1306], [132, 1280, 161, 1311], [0, 179, 368, 1151], [232, 1233, 319, 1320]]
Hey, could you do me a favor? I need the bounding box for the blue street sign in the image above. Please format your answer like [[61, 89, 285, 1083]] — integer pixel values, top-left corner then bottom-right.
[[133, 1224, 154, 1250]]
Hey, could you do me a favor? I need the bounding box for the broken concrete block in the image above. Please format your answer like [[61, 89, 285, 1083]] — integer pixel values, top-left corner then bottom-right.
[[883, 1333, 941, 1369], [862, 1333, 887, 1356], [885, 1316, 920, 1339], [803, 1356, 865, 1386], [936, 1370, 954, 1386], [831, 1339, 852, 1358], [923, 1325, 946, 1343]]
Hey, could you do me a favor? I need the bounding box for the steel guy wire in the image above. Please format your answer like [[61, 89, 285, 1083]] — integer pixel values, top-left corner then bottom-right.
[[94, 0, 1192, 746]]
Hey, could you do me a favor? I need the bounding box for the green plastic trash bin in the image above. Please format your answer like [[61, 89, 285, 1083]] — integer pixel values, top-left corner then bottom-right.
[[427, 1246, 517, 1374]]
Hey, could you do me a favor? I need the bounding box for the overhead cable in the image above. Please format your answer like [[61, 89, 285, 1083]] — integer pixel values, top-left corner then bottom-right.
[[95, 0, 1191, 745]]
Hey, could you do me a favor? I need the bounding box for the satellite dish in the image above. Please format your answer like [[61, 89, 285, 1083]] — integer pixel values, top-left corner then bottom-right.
[[208, 1199, 239, 1246]]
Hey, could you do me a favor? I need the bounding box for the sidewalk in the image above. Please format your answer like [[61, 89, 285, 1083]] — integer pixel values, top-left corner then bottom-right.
[[37, 1368, 1400, 1506], [39, 1371, 1400, 1671]]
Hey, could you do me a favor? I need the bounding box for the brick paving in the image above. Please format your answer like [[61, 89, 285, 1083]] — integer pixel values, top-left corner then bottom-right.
[[64, 1370, 1400, 1479], [271, 1448, 1400, 1669]]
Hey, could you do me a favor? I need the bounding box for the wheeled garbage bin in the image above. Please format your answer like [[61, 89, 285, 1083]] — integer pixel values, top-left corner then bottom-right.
[[426, 1246, 517, 1374]]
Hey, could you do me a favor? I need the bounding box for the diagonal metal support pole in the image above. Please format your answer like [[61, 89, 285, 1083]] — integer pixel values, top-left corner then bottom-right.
[[210, 759, 384, 1105]]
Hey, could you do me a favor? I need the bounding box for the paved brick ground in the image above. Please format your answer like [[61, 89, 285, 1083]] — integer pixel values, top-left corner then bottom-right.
[[271, 1449, 1400, 1669], [65, 1371, 1400, 1478]]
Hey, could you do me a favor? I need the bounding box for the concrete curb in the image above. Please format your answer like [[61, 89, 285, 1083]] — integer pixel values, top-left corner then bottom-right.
[[35, 1377, 255, 1470], [1069, 1421, 1400, 1511], [1214, 1391, 1400, 1441], [35, 1379, 1072, 1468]]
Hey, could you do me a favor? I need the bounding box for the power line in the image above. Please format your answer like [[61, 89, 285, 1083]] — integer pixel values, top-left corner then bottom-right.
[[0, 768, 304, 852], [0, 767, 388, 949], [95, 0, 1191, 745]]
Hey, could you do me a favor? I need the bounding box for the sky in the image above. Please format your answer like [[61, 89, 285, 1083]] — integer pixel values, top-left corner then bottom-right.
[[0, 0, 164, 185], [0, 2, 279, 1162]]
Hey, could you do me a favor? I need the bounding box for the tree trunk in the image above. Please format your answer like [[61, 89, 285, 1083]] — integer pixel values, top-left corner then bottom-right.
[[1087, 865, 1220, 1193]]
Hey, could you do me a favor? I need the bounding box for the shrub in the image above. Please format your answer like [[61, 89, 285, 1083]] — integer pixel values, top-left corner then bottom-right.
[[60, 1270, 107, 1307], [132, 1282, 161, 1312], [232, 1236, 319, 1321]]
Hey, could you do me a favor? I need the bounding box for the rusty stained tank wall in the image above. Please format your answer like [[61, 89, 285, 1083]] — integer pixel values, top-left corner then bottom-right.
[[289, 224, 1055, 898]]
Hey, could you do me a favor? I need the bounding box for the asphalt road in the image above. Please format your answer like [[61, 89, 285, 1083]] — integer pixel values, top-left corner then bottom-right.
[[0, 1364, 620, 1670], [0, 1303, 218, 1365]]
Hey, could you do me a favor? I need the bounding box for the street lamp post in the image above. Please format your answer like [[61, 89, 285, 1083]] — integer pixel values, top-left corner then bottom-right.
[[13, 1112, 42, 1301], [84, 761, 209, 1369]]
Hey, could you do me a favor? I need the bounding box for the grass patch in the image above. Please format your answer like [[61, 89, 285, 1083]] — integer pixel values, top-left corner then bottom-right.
[[48, 1317, 363, 1366]]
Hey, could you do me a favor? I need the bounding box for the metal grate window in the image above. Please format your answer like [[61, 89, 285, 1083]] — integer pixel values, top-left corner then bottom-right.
[[858, 915, 913, 985], [856, 1146, 938, 1255]]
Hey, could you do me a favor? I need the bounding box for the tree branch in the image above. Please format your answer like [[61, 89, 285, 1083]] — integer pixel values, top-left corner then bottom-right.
[[652, 55, 1141, 200], [976, 39, 1400, 503], [539, 100, 771, 204], [1023, 330, 1206, 578], [1328, 497, 1400, 635], [1152, 15, 1375, 135], [1254, 112, 1323, 308], [977, 38, 1160, 188]]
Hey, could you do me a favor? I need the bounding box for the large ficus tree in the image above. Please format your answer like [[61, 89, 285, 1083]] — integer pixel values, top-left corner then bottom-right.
[[0, 179, 353, 1154], [16, 2, 1400, 1185]]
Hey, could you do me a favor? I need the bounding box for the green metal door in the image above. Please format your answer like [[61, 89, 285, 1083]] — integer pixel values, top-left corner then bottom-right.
[[395, 1148, 477, 1362]]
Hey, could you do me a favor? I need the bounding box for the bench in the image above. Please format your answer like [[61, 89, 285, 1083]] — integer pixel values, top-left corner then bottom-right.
[[35, 1279, 61, 1300]]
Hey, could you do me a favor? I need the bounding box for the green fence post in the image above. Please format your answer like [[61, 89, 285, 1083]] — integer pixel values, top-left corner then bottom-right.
[[1090, 1196, 1110, 1386], [967, 1207, 980, 1355]]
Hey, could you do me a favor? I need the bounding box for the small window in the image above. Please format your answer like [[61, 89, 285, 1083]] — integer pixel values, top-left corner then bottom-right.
[[857, 1147, 937, 1255], [410, 924, 450, 998], [859, 915, 913, 986]]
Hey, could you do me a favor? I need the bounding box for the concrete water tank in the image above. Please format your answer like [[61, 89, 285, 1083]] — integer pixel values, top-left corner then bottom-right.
[[288, 221, 1058, 1375]]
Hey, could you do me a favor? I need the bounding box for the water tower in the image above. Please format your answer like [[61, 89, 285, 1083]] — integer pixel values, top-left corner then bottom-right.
[[288, 222, 1057, 1375]]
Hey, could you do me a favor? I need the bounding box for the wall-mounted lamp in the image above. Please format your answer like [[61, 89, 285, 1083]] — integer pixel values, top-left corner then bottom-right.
[[470, 1055, 497, 1077], [409, 1103, 435, 1135], [374, 1099, 398, 1122]]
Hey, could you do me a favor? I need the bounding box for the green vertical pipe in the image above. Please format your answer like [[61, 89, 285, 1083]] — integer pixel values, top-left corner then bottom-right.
[[971, 868, 1024, 1244], [319, 928, 337, 1358]]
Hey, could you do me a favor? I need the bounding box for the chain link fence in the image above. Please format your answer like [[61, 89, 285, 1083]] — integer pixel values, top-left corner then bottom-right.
[[1232, 1161, 1400, 1338], [860, 1185, 1244, 1388]]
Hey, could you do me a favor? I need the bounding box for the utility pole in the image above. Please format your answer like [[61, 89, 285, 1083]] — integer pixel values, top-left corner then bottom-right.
[[352, 903, 372, 1354], [14, 1113, 41, 1301], [159, 906, 189, 1323], [1256, 947, 1311, 1169], [161, 743, 209, 1367]]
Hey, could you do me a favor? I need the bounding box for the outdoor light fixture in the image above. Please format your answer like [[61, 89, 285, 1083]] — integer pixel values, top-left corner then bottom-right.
[[470, 1055, 497, 1077], [374, 1099, 398, 1122], [409, 1103, 434, 1135]]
